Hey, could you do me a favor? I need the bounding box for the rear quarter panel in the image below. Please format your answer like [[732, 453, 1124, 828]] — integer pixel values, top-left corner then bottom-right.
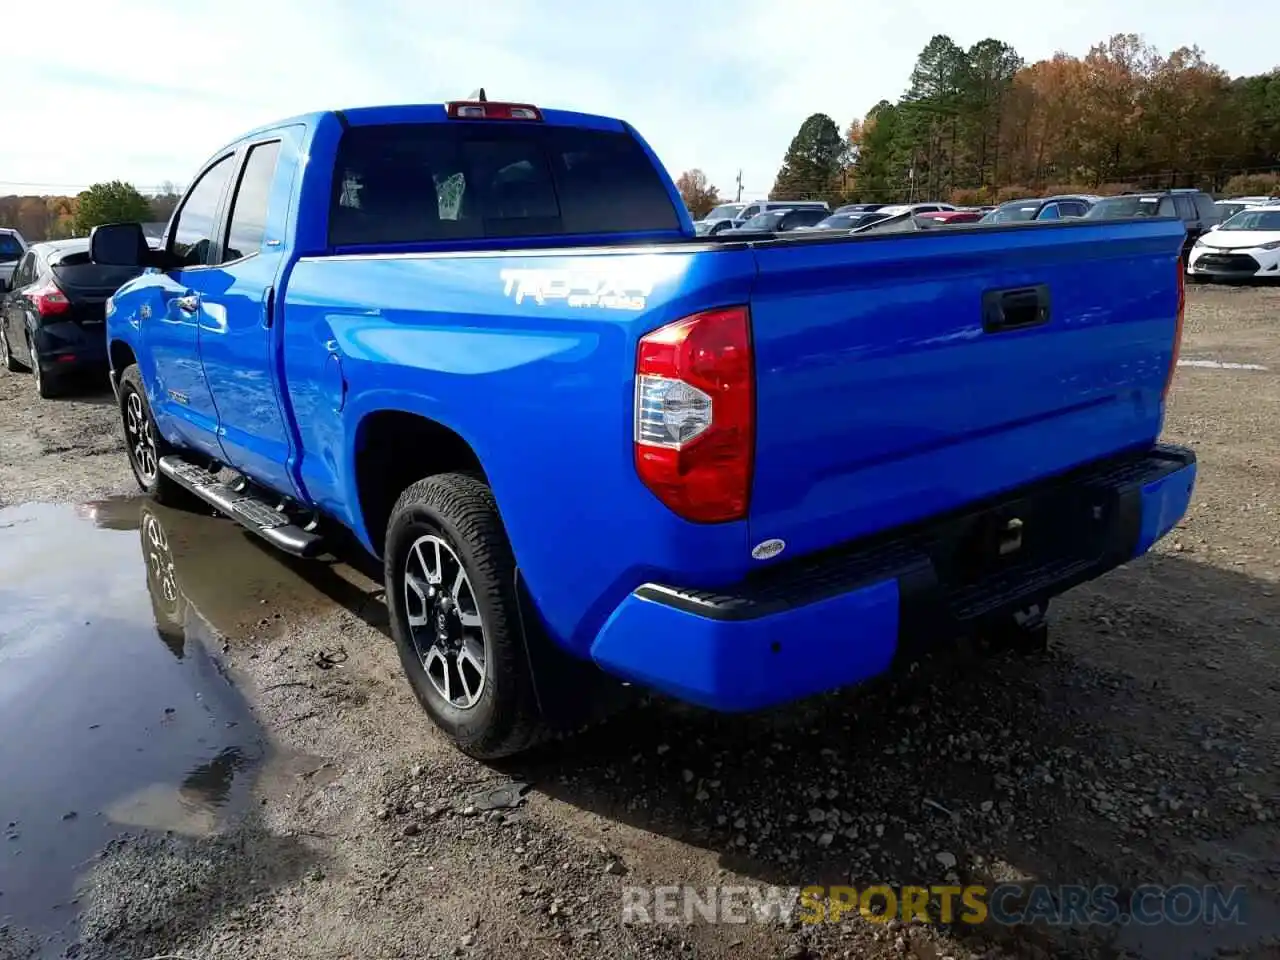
[[281, 247, 756, 652]]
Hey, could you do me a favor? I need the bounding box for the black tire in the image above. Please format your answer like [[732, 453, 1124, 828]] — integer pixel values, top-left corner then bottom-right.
[[118, 364, 190, 506], [29, 336, 59, 399], [384, 472, 546, 759], [0, 326, 24, 372]]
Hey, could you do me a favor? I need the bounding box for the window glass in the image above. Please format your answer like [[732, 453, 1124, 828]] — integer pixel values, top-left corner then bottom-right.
[[1156, 197, 1177, 217], [0, 234, 23, 263], [329, 123, 679, 246], [223, 141, 282, 262], [14, 252, 36, 287], [1173, 196, 1196, 220], [171, 155, 235, 267]]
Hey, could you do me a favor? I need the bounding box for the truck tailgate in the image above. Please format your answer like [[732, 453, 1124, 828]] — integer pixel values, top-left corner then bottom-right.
[[746, 219, 1186, 559]]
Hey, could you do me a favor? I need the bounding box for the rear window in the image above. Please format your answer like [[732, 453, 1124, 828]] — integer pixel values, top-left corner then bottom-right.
[[329, 123, 680, 246], [50, 251, 142, 289], [0, 234, 23, 263]]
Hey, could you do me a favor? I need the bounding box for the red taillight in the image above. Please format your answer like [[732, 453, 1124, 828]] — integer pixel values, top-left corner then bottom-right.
[[634, 306, 754, 523], [1164, 263, 1186, 400], [446, 101, 543, 121], [31, 282, 70, 317]]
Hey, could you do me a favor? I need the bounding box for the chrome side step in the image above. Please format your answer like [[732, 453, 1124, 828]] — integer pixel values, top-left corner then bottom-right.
[[158, 455, 325, 558]]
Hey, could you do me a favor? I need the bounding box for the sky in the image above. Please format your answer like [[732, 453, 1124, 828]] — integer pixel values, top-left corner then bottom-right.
[[3, 1, 1275, 202]]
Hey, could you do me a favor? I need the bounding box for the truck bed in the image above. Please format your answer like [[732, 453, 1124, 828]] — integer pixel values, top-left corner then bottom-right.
[[282, 216, 1187, 655]]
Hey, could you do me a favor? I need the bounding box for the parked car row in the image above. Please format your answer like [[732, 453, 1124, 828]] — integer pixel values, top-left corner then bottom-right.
[[691, 191, 1280, 254]]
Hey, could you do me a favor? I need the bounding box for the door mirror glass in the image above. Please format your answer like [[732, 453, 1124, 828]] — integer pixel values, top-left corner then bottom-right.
[[90, 222, 148, 267]]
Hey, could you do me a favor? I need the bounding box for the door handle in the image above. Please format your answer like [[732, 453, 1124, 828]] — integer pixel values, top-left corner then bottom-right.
[[982, 285, 1050, 334], [174, 294, 200, 314]]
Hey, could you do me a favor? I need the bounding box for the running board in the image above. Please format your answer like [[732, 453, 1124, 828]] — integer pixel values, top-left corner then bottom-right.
[[157, 455, 325, 558]]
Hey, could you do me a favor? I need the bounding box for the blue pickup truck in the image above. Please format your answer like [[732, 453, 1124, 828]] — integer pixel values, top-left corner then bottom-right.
[[91, 96, 1197, 758]]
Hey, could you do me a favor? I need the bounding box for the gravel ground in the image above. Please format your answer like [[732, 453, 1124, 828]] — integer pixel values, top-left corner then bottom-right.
[[2, 285, 1279, 960]]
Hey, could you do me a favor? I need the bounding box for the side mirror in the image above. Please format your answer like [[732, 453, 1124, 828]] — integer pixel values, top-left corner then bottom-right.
[[90, 222, 149, 267]]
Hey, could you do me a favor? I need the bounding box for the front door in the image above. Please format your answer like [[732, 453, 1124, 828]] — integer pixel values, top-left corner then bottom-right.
[[142, 153, 237, 460], [195, 130, 303, 498]]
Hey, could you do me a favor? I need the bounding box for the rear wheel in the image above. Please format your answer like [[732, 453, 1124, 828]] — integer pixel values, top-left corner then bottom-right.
[[0, 326, 24, 372], [118, 364, 190, 506], [29, 336, 59, 399], [384, 472, 546, 759]]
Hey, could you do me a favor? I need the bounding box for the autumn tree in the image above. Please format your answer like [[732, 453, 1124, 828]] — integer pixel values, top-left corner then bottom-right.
[[771, 113, 845, 201], [73, 181, 152, 236], [674, 169, 720, 219]]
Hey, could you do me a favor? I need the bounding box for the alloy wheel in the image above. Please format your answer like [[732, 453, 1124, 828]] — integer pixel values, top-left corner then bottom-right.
[[403, 534, 488, 710], [124, 388, 159, 483]]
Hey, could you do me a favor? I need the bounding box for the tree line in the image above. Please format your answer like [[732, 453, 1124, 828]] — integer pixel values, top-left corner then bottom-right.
[[0, 181, 180, 242], [677, 32, 1280, 216]]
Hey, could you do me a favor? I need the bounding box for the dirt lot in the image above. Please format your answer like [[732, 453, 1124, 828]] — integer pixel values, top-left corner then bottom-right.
[[1, 285, 1279, 960]]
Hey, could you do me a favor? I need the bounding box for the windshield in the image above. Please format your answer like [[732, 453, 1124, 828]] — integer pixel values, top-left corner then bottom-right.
[[0, 234, 24, 263], [738, 212, 785, 230], [983, 201, 1040, 223], [702, 204, 744, 222], [1220, 210, 1280, 232], [876, 204, 910, 216], [1086, 196, 1162, 219]]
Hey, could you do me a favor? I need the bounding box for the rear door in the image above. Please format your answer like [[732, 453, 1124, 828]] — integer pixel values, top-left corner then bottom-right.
[[745, 219, 1187, 558], [195, 129, 303, 496]]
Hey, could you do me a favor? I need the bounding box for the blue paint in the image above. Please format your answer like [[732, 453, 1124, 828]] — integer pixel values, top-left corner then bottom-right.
[[590, 578, 900, 711], [104, 100, 1196, 714]]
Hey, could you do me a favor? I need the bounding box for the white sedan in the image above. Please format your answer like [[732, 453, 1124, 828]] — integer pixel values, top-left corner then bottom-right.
[[1188, 207, 1280, 281]]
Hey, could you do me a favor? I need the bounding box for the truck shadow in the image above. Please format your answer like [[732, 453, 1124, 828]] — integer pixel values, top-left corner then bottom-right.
[[503, 552, 1280, 958]]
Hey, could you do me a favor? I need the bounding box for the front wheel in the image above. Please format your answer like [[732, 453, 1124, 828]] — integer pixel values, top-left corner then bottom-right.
[[1, 326, 24, 373], [384, 472, 546, 759], [118, 364, 191, 506]]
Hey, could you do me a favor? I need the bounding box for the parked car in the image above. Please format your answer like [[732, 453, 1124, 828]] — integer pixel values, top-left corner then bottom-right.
[[872, 202, 957, 218], [727, 208, 831, 234], [918, 210, 985, 224], [0, 228, 28, 293], [980, 196, 1096, 224], [1188, 206, 1280, 281], [1214, 196, 1279, 222], [693, 202, 747, 236], [92, 96, 1194, 759], [1, 238, 145, 397], [833, 203, 888, 215], [792, 211, 891, 232], [1085, 189, 1218, 261]]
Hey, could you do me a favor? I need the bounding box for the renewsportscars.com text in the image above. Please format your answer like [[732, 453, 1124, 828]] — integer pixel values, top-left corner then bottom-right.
[[620, 884, 1247, 927]]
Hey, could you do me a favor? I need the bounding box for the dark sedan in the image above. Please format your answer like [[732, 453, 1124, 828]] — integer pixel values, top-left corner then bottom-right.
[[1, 238, 144, 398]]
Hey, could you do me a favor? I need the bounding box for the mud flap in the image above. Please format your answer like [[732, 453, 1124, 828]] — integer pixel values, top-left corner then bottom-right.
[[513, 569, 634, 733]]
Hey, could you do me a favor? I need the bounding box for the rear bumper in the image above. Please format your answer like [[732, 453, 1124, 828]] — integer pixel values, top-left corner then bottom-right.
[[590, 444, 1196, 712], [35, 323, 107, 371]]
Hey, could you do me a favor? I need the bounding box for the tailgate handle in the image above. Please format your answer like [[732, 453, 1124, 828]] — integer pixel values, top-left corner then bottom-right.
[[983, 285, 1050, 333]]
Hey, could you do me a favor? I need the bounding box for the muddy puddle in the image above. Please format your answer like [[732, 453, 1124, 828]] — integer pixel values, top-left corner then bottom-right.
[[0, 497, 366, 957]]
